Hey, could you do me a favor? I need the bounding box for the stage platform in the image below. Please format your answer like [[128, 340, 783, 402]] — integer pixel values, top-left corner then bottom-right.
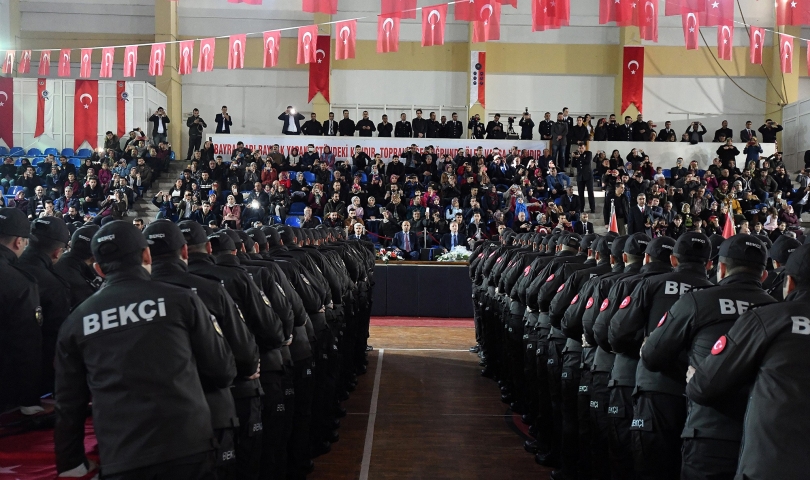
[[371, 261, 473, 319]]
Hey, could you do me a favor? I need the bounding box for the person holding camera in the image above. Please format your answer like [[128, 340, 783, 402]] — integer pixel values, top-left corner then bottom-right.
[[279, 106, 305, 135], [685, 121, 707, 144], [149, 107, 170, 146], [716, 138, 740, 168], [518, 110, 534, 140], [485, 114, 505, 139], [186, 108, 207, 160], [758, 119, 783, 143], [215, 106, 233, 134], [468, 114, 485, 139]]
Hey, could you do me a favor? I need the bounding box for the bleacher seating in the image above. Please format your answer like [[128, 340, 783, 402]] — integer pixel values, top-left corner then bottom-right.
[[61, 148, 75, 158], [285, 217, 302, 227], [0, 146, 8, 156], [9, 147, 25, 157], [288, 201, 307, 216], [77, 148, 94, 159], [27, 148, 42, 157], [44, 148, 59, 156]]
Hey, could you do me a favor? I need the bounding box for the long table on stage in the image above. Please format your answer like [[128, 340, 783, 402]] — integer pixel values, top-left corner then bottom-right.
[[371, 261, 474, 318]]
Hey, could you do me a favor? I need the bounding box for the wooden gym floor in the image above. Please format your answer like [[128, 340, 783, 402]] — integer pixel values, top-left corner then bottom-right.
[[310, 320, 550, 480]]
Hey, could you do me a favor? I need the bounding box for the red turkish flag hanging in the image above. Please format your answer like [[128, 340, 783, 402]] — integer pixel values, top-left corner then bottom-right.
[[18, 50, 31, 74], [302, 0, 337, 14], [638, 0, 659, 42], [780, 34, 793, 74], [377, 15, 401, 53], [124, 45, 138, 77], [58, 49, 71, 77], [335, 19, 357, 60], [308, 35, 330, 103], [749, 26, 764, 64], [297, 25, 319, 64], [422, 4, 448, 47], [0, 77, 13, 147], [263, 31, 281, 68], [99, 47, 114, 78], [228, 34, 247, 69], [79, 48, 93, 78], [473, 1, 502, 42], [599, 0, 619, 24], [615, 0, 636, 26], [456, 0, 484, 21], [38, 50, 51, 76], [149, 43, 166, 76], [776, 0, 808, 26], [621, 46, 644, 113], [682, 12, 700, 50], [716, 23, 733, 60], [74, 80, 99, 150], [2, 51, 14, 75], [700, 0, 733, 26], [381, 0, 417, 19], [666, 0, 706, 16], [198, 38, 215, 72], [533, 0, 560, 31], [179, 40, 194, 74]]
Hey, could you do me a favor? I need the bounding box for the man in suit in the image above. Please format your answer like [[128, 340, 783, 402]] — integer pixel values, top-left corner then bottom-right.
[[214, 105, 232, 134], [148, 107, 171, 145], [486, 114, 506, 139], [301, 112, 323, 135], [657, 121, 675, 142], [440, 221, 463, 252], [740, 120, 757, 142], [395, 113, 413, 138], [392, 220, 419, 259], [538, 111, 553, 141], [573, 212, 594, 235], [572, 144, 595, 213], [627, 192, 652, 235], [446, 112, 464, 139], [617, 115, 634, 141], [278, 106, 305, 135], [322, 112, 338, 136], [487, 155, 514, 184], [348, 223, 370, 242], [560, 186, 581, 220]]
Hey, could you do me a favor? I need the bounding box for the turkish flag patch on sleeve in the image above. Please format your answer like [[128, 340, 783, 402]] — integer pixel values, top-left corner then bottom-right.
[[619, 296, 632, 309], [585, 297, 594, 309], [557, 283, 566, 293], [600, 299, 610, 312], [711, 335, 727, 355], [570, 294, 579, 305], [657, 312, 667, 327]]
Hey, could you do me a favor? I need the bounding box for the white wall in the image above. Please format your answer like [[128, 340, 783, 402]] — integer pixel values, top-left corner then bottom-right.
[[781, 98, 810, 171], [484, 74, 615, 118], [20, 0, 154, 35]]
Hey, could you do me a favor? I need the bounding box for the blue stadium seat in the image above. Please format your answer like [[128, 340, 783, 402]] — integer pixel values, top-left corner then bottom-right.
[[8, 185, 23, 197], [303, 171, 316, 184], [314, 216, 322, 224], [44, 148, 59, 156], [31, 157, 44, 166], [288, 202, 307, 216], [271, 215, 282, 225], [359, 172, 368, 184], [697, 169, 706, 178], [554, 197, 562, 205], [285, 217, 302, 227], [170, 151, 176, 160], [61, 148, 75, 158], [69, 158, 82, 169], [0, 146, 8, 156], [27, 148, 42, 157], [13, 158, 21, 166], [664, 169, 672, 178], [9, 147, 25, 157], [77, 148, 94, 158]]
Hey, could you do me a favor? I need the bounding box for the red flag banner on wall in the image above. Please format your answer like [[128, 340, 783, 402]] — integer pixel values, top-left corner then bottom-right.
[[682, 12, 700, 50], [298, 25, 320, 64], [456, 0, 482, 21], [179, 40, 194, 74], [18, 50, 31, 74], [58, 49, 71, 77], [228, 34, 247, 69], [263, 31, 281, 67], [700, 0, 732, 26], [717, 23, 733, 60], [335, 19, 357, 60], [470, 51, 486, 108], [0, 77, 13, 147], [308, 35, 330, 102], [599, 0, 619, 24], [35, 79, 54, 138], [38, 50, 51, 76], [79, 49, 92, 78], [621, 46, 644, 113], [422, 3, 448, 47], [74, 80, 99, 150], [780, 34, 793, 73], [302, 0, 337, 14], [533, 0, 567, 31], [100, 47, 115, 78], [377, 15, 401, 53], [116, 81, 130, 138], [2, 51, 14, 75], [198, 38, 215, 72], [473, 1, 502, 42], [149, 43, 166, 76], [124, 45, 138, 77], [749, 26, 764, 64], [776, 0, 808, 26], [381, 0, 417, 19], [638, 0, 658, 42], [666, 0, 706, 16]]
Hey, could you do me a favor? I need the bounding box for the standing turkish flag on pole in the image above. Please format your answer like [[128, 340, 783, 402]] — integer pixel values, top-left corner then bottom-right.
[[179, 40, 194, 74], [700, 0, 732, 26], [377, 15, 401, 53], [0, 77, 13, 148], [74, 80, 99, 150], [722, 211, 736, 238], [749, 26, 764, 64], [621, 46, 644, 113], [228, 34, 247, 69], [35, 78, 55, 138], [2, 51, 14, 75], [18, 50, 31, 74], [717, 23, 733, 60], [198, 38, 215, 72], [682, 12, 700, 50], [149, 43, 166, 76], [308, 35, 331, 103], [638, 0, 659, 42], [302, 0, 337, 14], [297, 25, 319, 64], [58, 49, 71, 77], [335, 19, 357, 60], [780, 34, 794, 74], [608, 200, 619, 234], [100, 47, 115, 78], [422, 4, 448, 47], [473, 1, 501, 42], [124, 45, 138, 77], [38, 50, 51, 76], [263, 31, 280, 68], [79, 49, 93, 78], [381, 0, 417, 19]]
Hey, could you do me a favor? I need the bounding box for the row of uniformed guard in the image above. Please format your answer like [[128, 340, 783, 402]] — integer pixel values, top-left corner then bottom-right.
[[469, 226, 810, 480], [0, 207, 375, 480]]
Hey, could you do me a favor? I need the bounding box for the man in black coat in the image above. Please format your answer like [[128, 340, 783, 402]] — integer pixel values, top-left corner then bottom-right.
[[322, 112, 338, 136], [301, 113, 323, 135], [617, 116, 634, 141], [572, 144, 595, 213], [446, 112, 464, 138], [338, 110, 356, 136], [278, 106, 305, 135], [626, 192, 652, 235]]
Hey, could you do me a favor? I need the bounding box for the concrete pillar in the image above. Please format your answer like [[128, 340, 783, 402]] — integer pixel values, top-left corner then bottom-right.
[[154, 0, 183, 151]]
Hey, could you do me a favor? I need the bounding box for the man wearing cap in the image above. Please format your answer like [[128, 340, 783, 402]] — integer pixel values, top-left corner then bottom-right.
[[763, 235, 802, 301], [686, 243, 810, 479], [0, 208, 45, 416], [53, 224, 103, 309], [642, 234, 777, 479], [609, 232, 715, 480], [145, 220, 260, 479], [17, 217, 71, 394], [53, 221, 236, 479]]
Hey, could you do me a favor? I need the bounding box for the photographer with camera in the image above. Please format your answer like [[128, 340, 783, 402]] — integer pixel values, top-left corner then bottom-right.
[[185, 108, 207, 160], [279, 106, 305, 135], [758, 118, 783, 143], [149, 107, 170, 146], [518, 109, 534, 140], [215, 106, 233, 134], [468, 114, 485, 139], [685, 121, 707, 144]]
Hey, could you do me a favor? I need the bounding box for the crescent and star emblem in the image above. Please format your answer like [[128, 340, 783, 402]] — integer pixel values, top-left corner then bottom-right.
[[79, 93, 93, 109], [315, 48, 326, 63], [627, 59, 639, 74], [480, 4, 493, 25], [0, 91, 7, 107], [340, 26, 351, 44]]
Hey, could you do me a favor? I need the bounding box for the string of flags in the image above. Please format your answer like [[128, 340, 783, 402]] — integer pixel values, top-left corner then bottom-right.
[[1, 0, 809, 79]]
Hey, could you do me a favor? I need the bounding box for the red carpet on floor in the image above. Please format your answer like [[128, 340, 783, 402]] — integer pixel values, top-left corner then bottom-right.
[[0, 419, 98, 479], [370, 317, 475, 328]]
